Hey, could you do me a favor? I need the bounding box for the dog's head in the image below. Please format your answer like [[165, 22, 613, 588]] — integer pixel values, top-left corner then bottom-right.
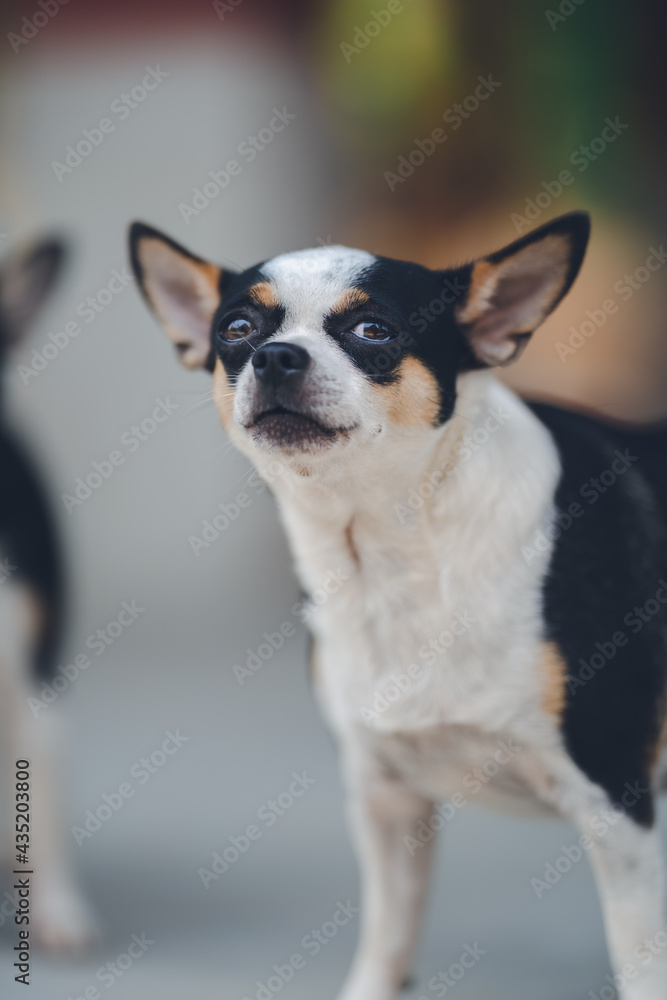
[[129, 212, 589, 477], [0, 239, 66, 376]]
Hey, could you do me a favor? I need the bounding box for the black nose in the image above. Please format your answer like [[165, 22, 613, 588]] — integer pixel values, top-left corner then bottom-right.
[[251, 342, 310, 386]]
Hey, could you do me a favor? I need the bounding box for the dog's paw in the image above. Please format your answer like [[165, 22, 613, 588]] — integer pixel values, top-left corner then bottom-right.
[[32, 879, 99, 954]]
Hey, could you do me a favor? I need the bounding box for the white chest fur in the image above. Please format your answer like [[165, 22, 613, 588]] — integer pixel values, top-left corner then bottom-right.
[[270, 374, 563, 801]]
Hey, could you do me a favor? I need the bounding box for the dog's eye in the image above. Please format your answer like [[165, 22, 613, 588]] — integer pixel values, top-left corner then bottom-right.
[[350, 321, 392, 342], [219, 318, 257, 342]]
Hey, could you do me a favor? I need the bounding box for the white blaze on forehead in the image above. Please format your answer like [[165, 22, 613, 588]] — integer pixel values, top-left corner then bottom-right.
[[261, 245, 376, 331]]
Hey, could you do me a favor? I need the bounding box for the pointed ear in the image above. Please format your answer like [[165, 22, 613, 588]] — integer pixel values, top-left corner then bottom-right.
[[455, 211, 590, 366], [0, 239, 67, 343], [129, 222, 228, 370]]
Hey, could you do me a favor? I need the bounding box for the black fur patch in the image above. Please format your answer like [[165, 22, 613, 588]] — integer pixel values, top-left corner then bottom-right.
[[0, 426, 64, 680], [340, 258, 469, 423], [531, 402, 667, 826]]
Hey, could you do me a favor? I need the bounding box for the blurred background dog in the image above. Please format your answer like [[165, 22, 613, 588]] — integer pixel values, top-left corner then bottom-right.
[[0, 239, 95, 950]]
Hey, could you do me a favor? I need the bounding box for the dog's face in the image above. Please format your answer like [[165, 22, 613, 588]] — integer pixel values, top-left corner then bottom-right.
[[129, 213, 589, 475]]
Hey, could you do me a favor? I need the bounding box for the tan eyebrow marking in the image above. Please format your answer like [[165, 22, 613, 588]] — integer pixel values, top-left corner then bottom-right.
[[330, 288, 370, 315], [248, 281, 281, 309]]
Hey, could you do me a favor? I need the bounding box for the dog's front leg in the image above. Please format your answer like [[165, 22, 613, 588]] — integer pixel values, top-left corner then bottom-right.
[[336, 748, 435, 1000], [576, 808, 667, 1000]]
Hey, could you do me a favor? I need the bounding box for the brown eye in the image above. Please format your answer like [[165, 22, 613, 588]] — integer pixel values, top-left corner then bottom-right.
[[220, 318, 257, 342], [350, 321, 392, 342]]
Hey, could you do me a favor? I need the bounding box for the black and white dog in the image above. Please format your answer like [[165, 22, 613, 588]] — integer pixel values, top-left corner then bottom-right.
[[129, 212, 667, 999], [0, 241, 94, 950]]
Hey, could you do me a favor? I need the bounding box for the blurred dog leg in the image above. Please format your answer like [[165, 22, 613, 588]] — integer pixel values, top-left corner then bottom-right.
[[571, 805, 667, 1000], [0, 581, 96, 952]]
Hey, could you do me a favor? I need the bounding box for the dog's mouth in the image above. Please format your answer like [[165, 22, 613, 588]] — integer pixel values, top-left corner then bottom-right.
[[246, 406, 356, 449]]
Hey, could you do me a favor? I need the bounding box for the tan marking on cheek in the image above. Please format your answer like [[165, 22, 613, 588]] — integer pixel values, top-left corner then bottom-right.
[[540, 641, 568, 719], [374, 356, 440, 428], [212, 358, 234, 430], [248, 281, 281, 310], [330, 288, 370, 315]]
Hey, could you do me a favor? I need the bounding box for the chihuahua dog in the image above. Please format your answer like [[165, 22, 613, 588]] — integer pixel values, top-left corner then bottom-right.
[[129, 212, 667, 1000], [0, 240, 94, 950]]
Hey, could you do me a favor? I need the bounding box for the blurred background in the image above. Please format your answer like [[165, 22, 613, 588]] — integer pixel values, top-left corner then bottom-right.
[[0, 0, 665, 997]]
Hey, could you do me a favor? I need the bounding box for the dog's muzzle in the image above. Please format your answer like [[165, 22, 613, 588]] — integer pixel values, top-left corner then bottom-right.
[[245, 341, 353, 449]]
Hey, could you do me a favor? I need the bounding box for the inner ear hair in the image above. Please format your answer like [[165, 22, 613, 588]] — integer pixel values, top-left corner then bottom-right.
[[456, 212, 590, 366], [130, 223, 223, 370]]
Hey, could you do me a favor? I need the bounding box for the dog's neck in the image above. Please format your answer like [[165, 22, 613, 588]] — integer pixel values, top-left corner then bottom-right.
[[261, 372, 560, 602]]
